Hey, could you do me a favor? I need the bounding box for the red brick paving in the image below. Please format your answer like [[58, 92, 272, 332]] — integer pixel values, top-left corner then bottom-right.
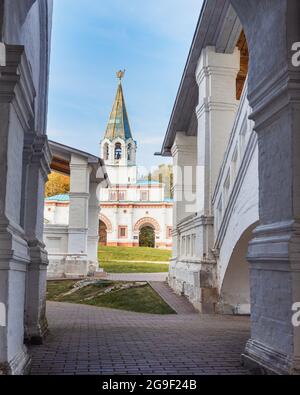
[[29, 302, 251, 375]]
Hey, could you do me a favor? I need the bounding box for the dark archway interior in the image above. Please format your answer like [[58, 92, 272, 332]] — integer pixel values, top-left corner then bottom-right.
[[139, 226, 155, 248], [236, 30, 249, 100], [115, 143, 122, 160], [99, 220, 107, 246]]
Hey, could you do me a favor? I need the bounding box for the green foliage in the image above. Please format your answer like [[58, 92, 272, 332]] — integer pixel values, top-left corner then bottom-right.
[[139, 226, 155, 248], [88, 285, 175, 314], [46, 280, 77, 300]]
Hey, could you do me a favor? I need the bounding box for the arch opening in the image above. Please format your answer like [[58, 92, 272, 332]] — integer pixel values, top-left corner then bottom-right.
[[115, 143, 122, 160], [139, 225, 155, 248], [217, 223, 257, 316], [99, 220, 107, 246], [127, 143, 132, 161], [103, 143, 109, 161], [236, 30, 249, 100]]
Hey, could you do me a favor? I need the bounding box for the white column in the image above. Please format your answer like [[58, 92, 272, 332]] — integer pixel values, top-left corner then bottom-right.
[[87, 181, 100, 273], [171, 132, 197, 259], [127, 206, 134, 246], [0, 45, 34, 374], [231, 0, 300, 375], [196, 46, 240, 215], [66, 154, 90, 276], [23, 134, 51, 344]]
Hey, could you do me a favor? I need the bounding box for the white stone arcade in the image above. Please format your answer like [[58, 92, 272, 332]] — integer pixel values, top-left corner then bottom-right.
[[44, 141, 109, 278], [159, 0, 300, 375], [1, 0, 300, 376]]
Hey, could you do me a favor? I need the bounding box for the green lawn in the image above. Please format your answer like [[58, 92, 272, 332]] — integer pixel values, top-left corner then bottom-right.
[[47, 280, 175, 315], [98, 246, 171, 273], [101, 261, 169, 273], [47, 280, 78, 300], [98, 246, 171, 262], [87, 285, 175, 314]]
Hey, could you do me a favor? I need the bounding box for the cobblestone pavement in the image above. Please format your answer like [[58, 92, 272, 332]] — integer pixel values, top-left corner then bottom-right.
[[105, 272, 168, 282], [29, 302, 251, 375], [149, 282, 198, 315]]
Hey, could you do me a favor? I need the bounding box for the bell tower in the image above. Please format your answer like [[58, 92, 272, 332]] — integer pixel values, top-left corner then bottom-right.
[[100, 71, 137, 185]]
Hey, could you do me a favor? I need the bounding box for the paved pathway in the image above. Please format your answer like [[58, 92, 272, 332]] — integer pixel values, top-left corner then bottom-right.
[[105, 272, 168, 282], [29, 302, 250, 375], [149, 282, 198, 315]]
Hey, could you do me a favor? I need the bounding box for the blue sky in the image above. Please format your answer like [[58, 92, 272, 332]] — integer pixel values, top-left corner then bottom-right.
[[47, 0, 202, 171]]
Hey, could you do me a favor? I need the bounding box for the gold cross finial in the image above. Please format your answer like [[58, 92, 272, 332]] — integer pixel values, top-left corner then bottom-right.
[[116, 69, 126, 81]]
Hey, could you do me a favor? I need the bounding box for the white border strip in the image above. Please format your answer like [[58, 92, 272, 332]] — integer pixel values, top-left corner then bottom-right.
[[0, 42, 6, 66]]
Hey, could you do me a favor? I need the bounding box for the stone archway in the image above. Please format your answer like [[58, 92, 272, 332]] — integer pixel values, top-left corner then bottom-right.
[[99, 214, 113, 233], [217, 223, 257, 316], [134, 217, 160, 234]]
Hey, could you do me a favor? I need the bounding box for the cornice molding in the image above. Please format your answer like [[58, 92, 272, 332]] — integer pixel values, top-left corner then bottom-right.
[[196, 98, 238, 119], [248, 68, 300, 131], [0, 44, 35, 131], [23, 133, 52, 181]]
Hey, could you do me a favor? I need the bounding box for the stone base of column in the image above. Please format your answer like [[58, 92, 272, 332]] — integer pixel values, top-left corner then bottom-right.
[[241, 339, 300, 375], [0, 347, 31, 375], [24, 243, 49, 345], [25, 316, 48, 346], [64, 257, 89, 278]]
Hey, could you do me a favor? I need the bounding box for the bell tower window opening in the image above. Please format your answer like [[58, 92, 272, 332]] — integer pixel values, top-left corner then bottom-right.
[[103, 143, 109, 160], [127, 144, 132, 161], [115, 143, 122, 160]]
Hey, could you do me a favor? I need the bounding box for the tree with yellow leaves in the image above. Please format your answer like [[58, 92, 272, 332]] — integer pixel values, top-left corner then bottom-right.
[[45, 172, 70, 198]]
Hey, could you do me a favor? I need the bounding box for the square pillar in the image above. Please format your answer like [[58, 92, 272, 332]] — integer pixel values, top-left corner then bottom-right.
[[230, 0, 300, 374], [87, 181, 101, 274], [196, 46, 240, 215], [191, 46, 240, 312], [66, 154, 91, 277], [0, 45, 34, 374], [23, 134, 51, 345], [171, 132, 197, 259]]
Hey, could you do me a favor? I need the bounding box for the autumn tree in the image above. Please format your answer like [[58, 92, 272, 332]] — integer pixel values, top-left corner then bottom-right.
[[45, 172, 70, 198]]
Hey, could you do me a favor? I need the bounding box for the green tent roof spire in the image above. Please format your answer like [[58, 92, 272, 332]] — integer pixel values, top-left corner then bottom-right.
[[104, 70, 133, 141]]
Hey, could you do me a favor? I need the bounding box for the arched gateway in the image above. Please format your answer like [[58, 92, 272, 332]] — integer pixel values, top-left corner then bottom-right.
[[2, 0, 300, 377]]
